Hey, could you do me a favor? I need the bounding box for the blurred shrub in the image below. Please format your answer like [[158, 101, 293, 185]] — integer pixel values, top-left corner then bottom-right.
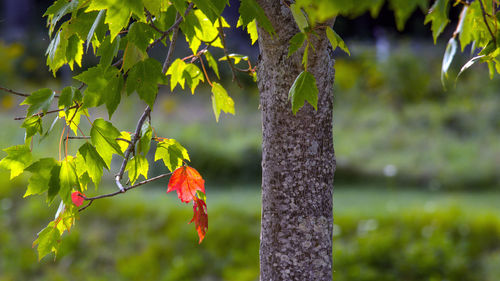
[[2, 188, 500, 281]]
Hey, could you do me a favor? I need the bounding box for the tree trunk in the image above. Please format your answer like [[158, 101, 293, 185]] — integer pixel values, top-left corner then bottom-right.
[[256, 2, 336, 280]]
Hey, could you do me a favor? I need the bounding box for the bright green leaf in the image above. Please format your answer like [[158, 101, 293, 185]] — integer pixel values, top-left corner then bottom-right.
[[155, 139, 190, 172], [59, 156, 79, 204], [211, 82, 235, 122], [126, 155, 149, 184], [138, 122, 152, 155], [118, 131, 131, 153], [22, 116, 43, 138], [424, 0, 450, 44], [33, 221, 61, 260], [0, 145, 32, 179], [288, 71, 318, 115], [290, 4, 308, 32], [166, 59, 188, 91], [204, 50, 220, 79], [183, 64, 205, 94], [326, 27, 350, 55]]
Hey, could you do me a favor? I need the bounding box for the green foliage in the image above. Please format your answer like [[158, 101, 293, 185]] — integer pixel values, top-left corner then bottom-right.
[[21, 88, 55, 117], [211, 82, 235, 122], [288, 32, 306, 57], [155, 139, 190, 172], [424, 0, 450, 43], [0, 145, 32, 179], [288, 71, 318, 115], [89, 119, 123, 167]]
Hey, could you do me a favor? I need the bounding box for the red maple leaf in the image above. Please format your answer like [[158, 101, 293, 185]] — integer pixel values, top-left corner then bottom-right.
[[190, 197, 208, 243], [71, 191, 85, 207], [167, 166, 205, 203]]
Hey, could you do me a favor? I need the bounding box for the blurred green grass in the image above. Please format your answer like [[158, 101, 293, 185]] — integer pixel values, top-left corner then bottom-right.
[[2, 184, 500, 281]]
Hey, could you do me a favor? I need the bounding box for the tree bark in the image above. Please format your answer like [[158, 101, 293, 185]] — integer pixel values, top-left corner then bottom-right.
[[256, 2, 336, 280]]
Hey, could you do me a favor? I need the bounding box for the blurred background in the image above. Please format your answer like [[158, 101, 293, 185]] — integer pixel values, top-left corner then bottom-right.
[[1, 1, 500, 280]]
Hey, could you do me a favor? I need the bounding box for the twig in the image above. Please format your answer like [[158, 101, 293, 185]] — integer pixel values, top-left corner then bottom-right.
[[147, 3, 194, 52], [162, 12, 182, 73], [218, 18, 243, 88], [67, 136, 90, 139], [79, 172, 172, 212], [115, 106, 151, 192], [0, 86, 30, 97], [14, 105, 78, 120], [479, 0, 497, 45]]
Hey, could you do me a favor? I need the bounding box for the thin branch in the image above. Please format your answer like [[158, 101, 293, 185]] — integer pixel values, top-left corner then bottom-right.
[[147, 3, 194, 52], [162, 12, 182, 73], [67, 136, 90, 140], [14, 105, 78, 120], [479, 0, 497, 45], [218, 18, 243, 88], [0, 86, 30, 97], [79, 172, 172, 212], [115, 106, 151, 192]]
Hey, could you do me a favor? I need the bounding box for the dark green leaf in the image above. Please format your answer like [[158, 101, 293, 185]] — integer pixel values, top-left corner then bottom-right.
[[47, 164, 61, 204], [126, 58, 163, 107], [21, 88, 55, 116], [58, 86, 81, 109], [127, 22, 156, 53], [138, 122, 153, 156], [76, 142, 107, 188], [288, 32, 306, 57], [24, 158, 58, 197], [90, 118, 123, 167], [86, 10, 106, 51], [74, 65, 123, 118], [97, 35, 121, 68], [239, 0, 275, 36], [288, 71, 318, 115]]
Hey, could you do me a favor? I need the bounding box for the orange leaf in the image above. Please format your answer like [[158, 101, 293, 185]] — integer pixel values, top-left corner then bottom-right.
[[190, 197, 208, 243], [71, 191, 85, 207], [167, 166, 205, 203]]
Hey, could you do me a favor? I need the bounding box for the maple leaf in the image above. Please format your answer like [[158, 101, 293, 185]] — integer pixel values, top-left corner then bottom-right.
[[71, 191, 85, 207], [190, 197, 208, 243], [167, 166, 205, 203]]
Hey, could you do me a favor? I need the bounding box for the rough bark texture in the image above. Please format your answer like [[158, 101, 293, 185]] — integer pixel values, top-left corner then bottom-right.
[[256, 2, 336, 280]]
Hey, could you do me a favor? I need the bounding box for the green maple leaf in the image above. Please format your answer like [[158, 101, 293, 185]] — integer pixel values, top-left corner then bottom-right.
[[59, 156, 79, 204], [33, 221, 61, 260], [155, 139, 190, 172], [425, 0, 450, 44], [0, 145, 32, 179], [138, 122, 152, 155], [74, 65, 123, 118], [126, 58, 163, 107], [76, 142, 107, 188], [127, 22, 156, 53], [288, 32, 306, 57], [326, 27, 350, 55], [86, 0, 145, 40], [239, 0, 275, 36], [126, 155, 149, 184], [24, 158, 58, 197], [90, 118, 123, 167], [21, 116, 43, 138], [58, 86, 82, 110], [288, 71, 318, 115], [21, 88, 55, 116], [211, 82, 235, 122], [183, 64, 205, 94]]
